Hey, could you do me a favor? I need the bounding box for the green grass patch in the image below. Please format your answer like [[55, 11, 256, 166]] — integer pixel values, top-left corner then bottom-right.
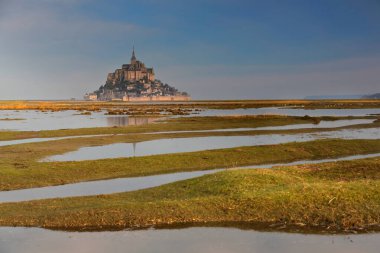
[[0, 157, 379, 233], [1, 138, 380, 191]]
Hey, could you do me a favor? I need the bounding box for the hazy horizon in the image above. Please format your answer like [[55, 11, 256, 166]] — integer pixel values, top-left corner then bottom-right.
[[1, 0, 379, 100]]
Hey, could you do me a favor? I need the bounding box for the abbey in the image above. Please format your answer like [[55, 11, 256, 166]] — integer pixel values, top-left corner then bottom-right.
[[106, 48, 155, 84], [85, 48, 190, 101]]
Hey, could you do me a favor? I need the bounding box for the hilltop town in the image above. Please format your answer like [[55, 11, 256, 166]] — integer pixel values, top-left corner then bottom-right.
[[84, 48, 190, 102]]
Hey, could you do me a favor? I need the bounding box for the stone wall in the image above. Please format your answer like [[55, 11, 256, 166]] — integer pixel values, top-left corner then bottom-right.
[[123, 96, 191, 102]]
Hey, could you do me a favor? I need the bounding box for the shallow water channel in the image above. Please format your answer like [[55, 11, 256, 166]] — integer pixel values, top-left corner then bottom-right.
[[1, 226, 379, 253], [0, 118, 374, 147], [43, 127, 380, 162], [2, 153, 379, 203]]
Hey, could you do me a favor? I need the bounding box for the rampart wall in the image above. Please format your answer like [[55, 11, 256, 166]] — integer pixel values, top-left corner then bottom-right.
[[123, 96, 191, 102]]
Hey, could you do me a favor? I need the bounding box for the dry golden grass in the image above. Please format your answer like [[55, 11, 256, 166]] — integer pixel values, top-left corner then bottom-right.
[[1, 99, 380, 112]]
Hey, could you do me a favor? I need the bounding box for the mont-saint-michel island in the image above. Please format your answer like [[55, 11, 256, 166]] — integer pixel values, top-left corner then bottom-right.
[[84, 48, 190, 102]]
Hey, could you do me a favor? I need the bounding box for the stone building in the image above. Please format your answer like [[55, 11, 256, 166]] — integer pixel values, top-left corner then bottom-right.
[[90, 47, 190, 101], [83, 93, 98, 101], [106, 47, 155, 85]]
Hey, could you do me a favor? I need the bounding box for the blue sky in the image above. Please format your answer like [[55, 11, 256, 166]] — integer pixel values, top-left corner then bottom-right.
[[0, 0, 379, 99]]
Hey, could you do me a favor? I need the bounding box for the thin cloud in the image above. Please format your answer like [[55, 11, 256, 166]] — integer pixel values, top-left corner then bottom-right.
[[0, 5, 148, 41]]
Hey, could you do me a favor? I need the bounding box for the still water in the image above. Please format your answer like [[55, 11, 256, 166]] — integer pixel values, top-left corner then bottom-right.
[[43, 127, 380, 162], [1, 108, 379, 131], [0, 119, 373, 147], [0, 110, 160, 131], [0, 226, 379, 253]]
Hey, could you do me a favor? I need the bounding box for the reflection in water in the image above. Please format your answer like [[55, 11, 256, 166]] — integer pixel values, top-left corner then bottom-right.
[[106, 117, 160, 127], [0, 110, 162, 131], [1, 108, 379, 131], [0, 227, 379, 253], [43, 128, 380, 162]]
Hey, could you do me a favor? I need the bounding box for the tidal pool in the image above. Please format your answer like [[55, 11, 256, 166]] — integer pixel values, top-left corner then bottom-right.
[[0, 227, 379, 253], [43, 127, 380, 162], [0, 110, 161, 131], [2, 153, 379, 203]]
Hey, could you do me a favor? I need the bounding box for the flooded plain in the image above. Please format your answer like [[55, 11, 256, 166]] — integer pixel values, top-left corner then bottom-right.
[[1, 106, 380, 252], [43, 127, 380, 162], [0, 110, 161, 131], [1, 108, 379, 131], [1, 227, 379, 253], [1, 153, 379, 203]]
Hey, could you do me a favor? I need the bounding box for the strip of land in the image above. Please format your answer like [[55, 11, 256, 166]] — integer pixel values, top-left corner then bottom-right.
[[0, 118, 25, 121], [0, 115, 378, 141], [0, 157, 379, 233], [1, 99, 380, 111], [1, 139, 380, 191]]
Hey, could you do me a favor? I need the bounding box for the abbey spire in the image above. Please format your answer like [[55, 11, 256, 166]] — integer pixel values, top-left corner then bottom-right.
[[131, 46, 137, 63]]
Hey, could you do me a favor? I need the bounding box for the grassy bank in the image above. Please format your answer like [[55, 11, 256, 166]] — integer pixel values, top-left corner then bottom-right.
[[1, 139, 380, 190], [0, 115, 377, 141], [0, 157, 379, 233]]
